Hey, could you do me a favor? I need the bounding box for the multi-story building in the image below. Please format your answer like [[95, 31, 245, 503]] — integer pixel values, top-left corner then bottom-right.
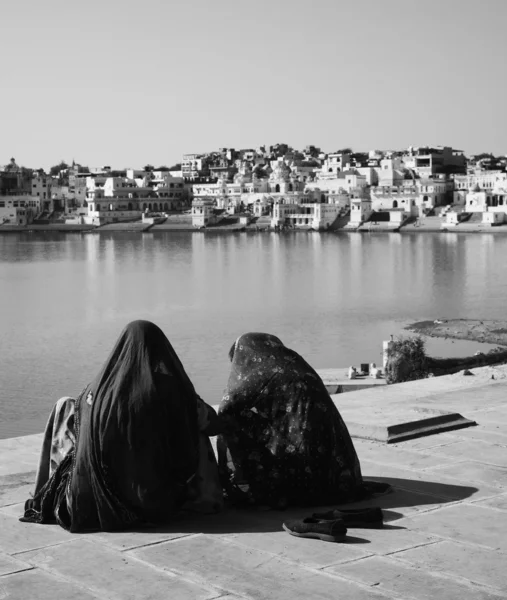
[[31, 175, 52, 202], [0, 196, 40, 225], [271, 202, 342, 230], [404, 146, 466, 176], [182, 154, 210, 180]]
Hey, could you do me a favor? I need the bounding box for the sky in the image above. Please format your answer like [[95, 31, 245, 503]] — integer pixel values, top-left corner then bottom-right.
[[1, 0, 506, 170]]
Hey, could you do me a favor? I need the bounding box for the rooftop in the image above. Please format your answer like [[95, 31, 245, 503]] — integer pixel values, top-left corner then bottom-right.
[[1, 364, 506, 599]]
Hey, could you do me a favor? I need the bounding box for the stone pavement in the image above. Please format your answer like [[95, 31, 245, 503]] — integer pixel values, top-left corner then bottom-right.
[[1, 367, 507, 599]]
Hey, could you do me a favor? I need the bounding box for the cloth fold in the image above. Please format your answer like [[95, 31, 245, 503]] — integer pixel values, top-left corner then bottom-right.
[[218, 332, 364, 508], [22, 320, 211, 532]]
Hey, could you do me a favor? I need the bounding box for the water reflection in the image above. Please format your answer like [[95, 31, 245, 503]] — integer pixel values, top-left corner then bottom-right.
[[2, 231, 507, 437]]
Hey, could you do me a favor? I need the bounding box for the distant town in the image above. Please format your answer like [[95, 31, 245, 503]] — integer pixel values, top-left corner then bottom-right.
[[1, 144, 507, 232]]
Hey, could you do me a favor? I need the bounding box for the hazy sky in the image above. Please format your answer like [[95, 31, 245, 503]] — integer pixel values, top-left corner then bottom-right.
[[1, 0, 506, 169]]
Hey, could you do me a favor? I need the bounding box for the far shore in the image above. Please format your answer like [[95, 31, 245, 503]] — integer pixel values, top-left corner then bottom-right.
[[406, 318, 507, 347], [3, 223, 507, 234]]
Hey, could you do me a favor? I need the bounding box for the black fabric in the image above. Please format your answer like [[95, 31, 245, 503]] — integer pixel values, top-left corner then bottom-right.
[[218, 332, 364, 508], [22, 320, 200, 532]]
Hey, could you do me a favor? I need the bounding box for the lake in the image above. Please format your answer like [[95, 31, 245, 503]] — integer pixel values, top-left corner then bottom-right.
[[1, 230, 505, 439]]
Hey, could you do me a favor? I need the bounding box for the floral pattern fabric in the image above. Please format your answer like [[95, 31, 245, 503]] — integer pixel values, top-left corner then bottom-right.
[[217, 333, 364, 508]]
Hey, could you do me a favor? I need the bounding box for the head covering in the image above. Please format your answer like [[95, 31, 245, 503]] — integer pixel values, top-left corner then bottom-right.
[[25, 320, 200, 532], [218, 332, 363, 507]]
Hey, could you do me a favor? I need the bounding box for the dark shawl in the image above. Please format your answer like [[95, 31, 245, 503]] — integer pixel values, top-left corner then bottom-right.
[[218, 333, 363, 507], [23, 320, 199, 532]]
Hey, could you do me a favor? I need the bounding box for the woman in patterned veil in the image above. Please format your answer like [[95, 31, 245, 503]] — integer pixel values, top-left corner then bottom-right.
[[218, 332, 365, 509]]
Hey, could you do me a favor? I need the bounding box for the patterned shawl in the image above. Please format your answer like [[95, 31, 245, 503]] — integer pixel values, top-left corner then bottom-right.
[[218, 332, 363, 506]]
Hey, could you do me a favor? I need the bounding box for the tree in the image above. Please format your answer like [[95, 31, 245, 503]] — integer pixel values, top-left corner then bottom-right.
[[168, 163, 182, 171], [385, 336, 429, 384], [143, 164, 154, 172], [49, 161, 69, 177]]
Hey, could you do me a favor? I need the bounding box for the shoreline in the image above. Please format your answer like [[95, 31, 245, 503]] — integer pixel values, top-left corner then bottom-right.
[[406, 318, 507, 347], [3, 224, 507, 234]]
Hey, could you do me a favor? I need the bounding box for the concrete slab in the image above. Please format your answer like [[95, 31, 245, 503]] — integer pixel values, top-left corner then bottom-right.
[[400, 503, 507, 551], [0, 552, 33, 576], [359, 461, 495, 501], [394, 540, 507, 592], [221, 530, 372, 568], [424, 461, 507, 490], [327, 555, 505, 600], [133, 535, 386, 600], [472, 493, 507, 511], [19, 539, 216, 600], [0, 568, 102, 600], [423, 440, 507, 467], [0, 471, 36, 507], [1, 371, 507, 600], [316, 368, 386, 395], [346, 407, 476, 443], [352, 439, 462, 471], [0, 511, 72, 554], [331, 374, 507, 444]]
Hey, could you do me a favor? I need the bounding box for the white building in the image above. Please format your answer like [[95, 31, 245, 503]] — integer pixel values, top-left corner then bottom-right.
[[191, 199, 216, 227], [271, 201, 341, 230], [349, 198, 373, 225]]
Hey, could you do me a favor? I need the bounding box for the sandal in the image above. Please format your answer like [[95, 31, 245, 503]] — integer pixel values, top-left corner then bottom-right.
[[282, 518, 347, 543], [311, 507, 383, 528]]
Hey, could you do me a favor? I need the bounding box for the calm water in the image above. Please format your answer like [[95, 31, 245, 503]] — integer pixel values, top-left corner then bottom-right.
[[1, 231, 505, 439]]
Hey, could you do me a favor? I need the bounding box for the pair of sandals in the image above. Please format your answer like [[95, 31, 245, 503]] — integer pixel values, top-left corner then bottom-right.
[[283, 506, 384, 543]]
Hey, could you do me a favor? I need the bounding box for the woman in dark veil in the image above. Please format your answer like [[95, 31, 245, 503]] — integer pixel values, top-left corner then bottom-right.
[[22, 320, 223, 532], [218, 332, 366, 509]]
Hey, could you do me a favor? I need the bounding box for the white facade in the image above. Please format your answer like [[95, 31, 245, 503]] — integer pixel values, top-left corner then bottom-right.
[[191, 199, 216, 227], [454, 171, 507, 192], [349, 198, 373, 224], [271, 202, 341, 230], [466, 190, 507, 213]]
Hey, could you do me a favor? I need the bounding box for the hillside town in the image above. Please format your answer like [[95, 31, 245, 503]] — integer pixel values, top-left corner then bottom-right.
[[2, 144, 507, 231]]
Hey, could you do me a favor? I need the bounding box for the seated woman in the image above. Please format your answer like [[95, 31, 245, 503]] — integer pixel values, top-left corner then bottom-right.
[[22, 320, 223, 532], [217, 332, 367, 509]]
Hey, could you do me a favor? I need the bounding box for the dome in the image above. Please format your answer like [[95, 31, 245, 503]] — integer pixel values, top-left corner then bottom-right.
[[269, 161, 290, 182]]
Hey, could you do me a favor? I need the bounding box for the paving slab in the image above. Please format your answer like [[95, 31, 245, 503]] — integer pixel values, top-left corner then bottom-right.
[[393, 540, 507, 592], [472, 493, 507, 511], [0, 552, 33, 576], [89, 507, 287, 551], [423, 440, 507, 467], [424, 460, 507, 489], [352, 439, 462, 471], [360, 459, 500, 500], [0, 471, 36, 507], [0, 568, 102, 600], [220, 530, 372, 568], [326, 555, 506, 600], [0, 511, 72, 554], [18, 539, 217, 600], [452, 426, 507, 445], [132, 534, 386, 600], [395, 432, 464, 451], [400, 503, 507, 551], [1, 373, 507, 600], [330, 375, 507, 444]]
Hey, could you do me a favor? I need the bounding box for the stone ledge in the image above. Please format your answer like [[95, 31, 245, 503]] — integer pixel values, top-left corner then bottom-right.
[[346, 409, 477, 444]]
